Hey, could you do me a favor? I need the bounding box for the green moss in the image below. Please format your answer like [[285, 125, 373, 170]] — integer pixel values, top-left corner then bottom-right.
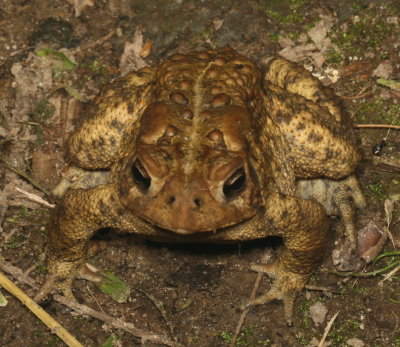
[[395, 330, 400, 344], [366, 182, 388, 200], [357, 98, 400, 126], [268, 33, 280, 42], [327, 319, 362, 346], [326, 50, 344, 64], [33, 99, 55, 121], [295, 332, 312, 346], [331, 8, 396, 58], [263, 0, 312, 25], [218, 326, 271, 346]]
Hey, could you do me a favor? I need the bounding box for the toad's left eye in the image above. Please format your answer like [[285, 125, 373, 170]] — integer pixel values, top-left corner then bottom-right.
[[223, 168, 246, 199], [131, 159, 151, 192]]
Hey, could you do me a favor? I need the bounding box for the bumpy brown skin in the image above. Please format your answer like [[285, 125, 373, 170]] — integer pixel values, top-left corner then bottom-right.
[[36, 47, 364, 323]]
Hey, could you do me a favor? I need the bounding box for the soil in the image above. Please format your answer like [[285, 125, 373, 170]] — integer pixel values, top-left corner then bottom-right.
[[0, 0, 400, 346]]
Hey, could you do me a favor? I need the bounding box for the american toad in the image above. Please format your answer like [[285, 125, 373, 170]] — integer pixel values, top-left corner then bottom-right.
[[36, 47, 365, 322]]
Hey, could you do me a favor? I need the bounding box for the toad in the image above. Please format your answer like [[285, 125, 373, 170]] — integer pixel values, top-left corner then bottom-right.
[[35, 47, 365, 323]]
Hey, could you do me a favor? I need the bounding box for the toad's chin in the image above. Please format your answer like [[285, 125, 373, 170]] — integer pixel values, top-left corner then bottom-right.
[[174, 228, 200, 235]]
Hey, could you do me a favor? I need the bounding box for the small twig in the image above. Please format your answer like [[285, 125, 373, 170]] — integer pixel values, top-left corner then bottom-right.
[[0, 155, 50, 196], [379, 264, 400, 284], [3, 227, 19, 243], [341, 91, 371, 100], [71, 30, 116, 54], [0, 261, 178, 346], [354, 124, 400, 129], [55, 295, 179, 346], [305, 285, 340, 294], [16, 121, 41, 126], [326, 260, 400, 278], [86, 285, 106, 315], [135, 288, 175, 341], [0, 201, 8, 232], [230, 272, 263, 347], [0, 271, 83, 347], [318, 311, 339, 347], [0, 261, 39, 289], [15, 187, 55, 208], [369, 162, 400, 174]]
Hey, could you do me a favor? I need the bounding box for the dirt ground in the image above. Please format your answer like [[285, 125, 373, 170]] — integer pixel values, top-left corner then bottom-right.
[[0, 0, 400, 346]]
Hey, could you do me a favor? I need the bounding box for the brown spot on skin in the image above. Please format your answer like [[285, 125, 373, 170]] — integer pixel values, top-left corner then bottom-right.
[[201, 111, 211, 122], [165, 125, 177, 137], [169, 91, 189, 105], [182, 110, 193, 120], [109, 136, 116, 146], [247, 88, 255, 100], [275, 110, 292, 124], [111, 119, 124, 130], [325, 148, 334, 160], [179, 80, 192, 90], [128, 103, 135, 113], [226, 78, 236, 86], [296, 123, 306, 131], [180, 69, 193, 78], [214, 57, 225, 66], [210, 93, 231, 107], [210, 86, 222, 95], [196, 52, 210, 60], [99, 199, 109, 215], [307, 131, 323, 143], [169, 53, 186, 62], [207, 129, 224, 143], [162, 71, 175, 82], [235, 64, 244, 69], [205, 69, 218, 79], [160, 90, 171, 99]]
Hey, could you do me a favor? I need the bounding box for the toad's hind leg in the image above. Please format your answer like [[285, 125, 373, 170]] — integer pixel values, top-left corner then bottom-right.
[[296, 175, 366, 251], [263, 57, 361, 180], [264, 57, 341, 117]]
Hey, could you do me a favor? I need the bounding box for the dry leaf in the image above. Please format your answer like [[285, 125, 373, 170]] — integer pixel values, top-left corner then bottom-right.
[[66, 0, 94, 17], [119, 27, 150, 76], [357, 221, 387, 263], [384, 199, 394, 227]]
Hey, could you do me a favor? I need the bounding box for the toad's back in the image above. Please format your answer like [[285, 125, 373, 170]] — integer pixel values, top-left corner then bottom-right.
[[141, 48, 261, 151]]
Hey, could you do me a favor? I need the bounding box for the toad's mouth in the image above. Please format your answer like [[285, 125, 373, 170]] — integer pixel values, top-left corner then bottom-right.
[[132, 212, 259, 243]]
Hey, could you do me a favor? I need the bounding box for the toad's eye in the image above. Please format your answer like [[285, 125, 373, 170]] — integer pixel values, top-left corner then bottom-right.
[[131, 159, 151, 191], [223, 168, 246, 199]]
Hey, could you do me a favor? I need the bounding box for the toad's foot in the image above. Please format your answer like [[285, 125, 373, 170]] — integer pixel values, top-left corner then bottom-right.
[[35, 263, 103, 303], [34, 273, 76, 303], [242, 262, 309, 325], [296, 175, 366, 252]]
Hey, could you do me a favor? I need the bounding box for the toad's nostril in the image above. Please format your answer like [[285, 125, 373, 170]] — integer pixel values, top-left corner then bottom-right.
[[167, 196, 176, 204], [193, 198, 202, 207]]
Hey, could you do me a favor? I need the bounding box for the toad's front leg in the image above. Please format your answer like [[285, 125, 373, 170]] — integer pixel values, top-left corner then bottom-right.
[[35, 185, 115, 302], [244, 192, 329, 324]]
